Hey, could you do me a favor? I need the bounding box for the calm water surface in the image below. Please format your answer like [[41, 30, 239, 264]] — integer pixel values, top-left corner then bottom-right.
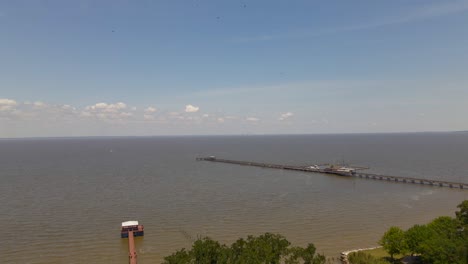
[[1, 133, 467, 263]]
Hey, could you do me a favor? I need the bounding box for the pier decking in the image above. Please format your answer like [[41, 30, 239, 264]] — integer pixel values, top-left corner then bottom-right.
[[196, 157, 468, 189], [127, 231, 137, 264]]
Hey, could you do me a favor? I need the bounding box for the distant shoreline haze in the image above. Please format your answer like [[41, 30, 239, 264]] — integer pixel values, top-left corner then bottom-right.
[[0, 130, 466, 140]]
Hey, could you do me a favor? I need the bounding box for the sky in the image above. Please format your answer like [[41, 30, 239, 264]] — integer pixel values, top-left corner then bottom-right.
[[1, 0, 468, 137]]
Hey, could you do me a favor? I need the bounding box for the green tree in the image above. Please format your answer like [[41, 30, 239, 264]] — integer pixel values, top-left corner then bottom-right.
[[405, 224, 431, 256], [163, 248, 192, 264], [379, 226, 406, 261], [427, 216, 460, 239], [163, 237, 228, 264], [301, 243, 325, 264], [456, 201, 468, 264], [283, 244, 326, 264], [163, 233, 326, 264], [376, 201, 468, 264], [420, 216, 467, 264], [456, 200, 468, 226], [191, 237, 229, 264], [229, 233, 291, 263], [284, 246, 304, 264], [419, 235, 466, 264]]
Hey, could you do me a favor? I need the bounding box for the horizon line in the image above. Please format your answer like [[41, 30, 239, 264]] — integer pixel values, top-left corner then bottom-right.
[[0, 130, 466, 140]]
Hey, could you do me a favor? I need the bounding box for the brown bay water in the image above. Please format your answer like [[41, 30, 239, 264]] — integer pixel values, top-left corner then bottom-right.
[[1, 133, 468, 263]]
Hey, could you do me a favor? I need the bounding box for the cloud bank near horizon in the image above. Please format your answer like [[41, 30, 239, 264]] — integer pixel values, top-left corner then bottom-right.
[[0, 98, 307, 137], [1, 93, 466, 138]]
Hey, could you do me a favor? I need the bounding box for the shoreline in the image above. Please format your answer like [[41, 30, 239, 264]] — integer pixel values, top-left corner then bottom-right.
[[340, 246, 382, 264]]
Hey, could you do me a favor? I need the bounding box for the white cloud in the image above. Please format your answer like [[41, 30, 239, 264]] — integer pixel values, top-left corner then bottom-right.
[[279, 112, 294, 121], [33, 101, 47, 108], [145, 106, 157, 113], [86, 102, 126, 112], [83, 102, 131, 121], [185, 104, 200, 113], [61, 104, 75, 111], [143, 114, 155, 121], [80, 111, 92, 117], [119, 112, 132, 118], [142, 107, 158, 121], [0, 98, 18, 111], [1, 100, 81, 121], [246, 117, 260, 122], [225, 116, 238, 120]]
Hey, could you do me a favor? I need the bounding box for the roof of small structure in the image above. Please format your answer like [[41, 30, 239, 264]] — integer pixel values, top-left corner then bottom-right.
[[122, 221, 139, 227]]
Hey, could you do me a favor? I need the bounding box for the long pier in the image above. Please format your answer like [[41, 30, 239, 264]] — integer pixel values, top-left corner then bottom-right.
[[196, 157, 468, 190]]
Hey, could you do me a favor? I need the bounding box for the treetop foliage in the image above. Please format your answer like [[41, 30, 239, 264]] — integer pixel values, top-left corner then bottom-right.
[[163, 233, 326, 264], [379, 226, 406, 260], [378, 200, 468, 264]]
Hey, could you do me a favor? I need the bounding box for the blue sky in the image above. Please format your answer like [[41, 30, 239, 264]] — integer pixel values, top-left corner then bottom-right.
[[1, 0, 468, 137]]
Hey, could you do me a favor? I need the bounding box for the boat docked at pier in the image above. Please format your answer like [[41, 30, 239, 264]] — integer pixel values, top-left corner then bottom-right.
[[323, 165, 358, 176], [307, 163, 368, 176]]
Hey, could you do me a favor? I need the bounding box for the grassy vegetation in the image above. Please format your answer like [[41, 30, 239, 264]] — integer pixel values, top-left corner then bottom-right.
[[348, 250, 390, 264], [348, 248, 414, 264], [361, 247, 404, 259]]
